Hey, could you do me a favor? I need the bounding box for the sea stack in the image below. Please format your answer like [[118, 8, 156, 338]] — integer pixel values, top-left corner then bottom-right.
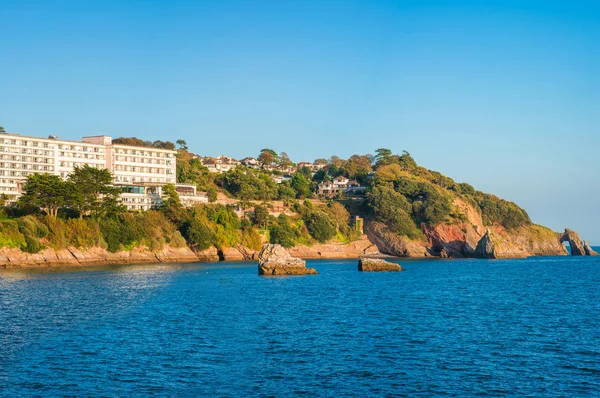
[[257, 244, 317, 276], [560, 229, 586, 256], [584, 241, 599, 256], [474, 230, 496, 259], [358, 257, 402, 272]]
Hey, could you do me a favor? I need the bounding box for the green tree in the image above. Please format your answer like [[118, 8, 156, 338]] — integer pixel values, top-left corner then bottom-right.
[[253, 205, 269, 229], [258, 148, 279, 166], [186, 218, 215, 250], [304, 211, 336, 243], [291, 173, 311, 198], [176, 139, 188, 151], [68, 165, 120, 219], [160, 183, 185, 223], [0, 126, 5, 133], [207, 186, 218, 202], [269, 214, 297, 248], [374, 148, 393, 166], [19, 173, 71, 217]]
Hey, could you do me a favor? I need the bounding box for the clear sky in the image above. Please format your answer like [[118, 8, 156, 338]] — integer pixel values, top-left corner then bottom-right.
[[1, 0, 598, 243]]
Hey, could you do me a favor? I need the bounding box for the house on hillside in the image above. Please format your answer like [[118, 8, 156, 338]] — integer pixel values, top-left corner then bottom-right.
[[240, 157, 260, 169], [317, 176, 363, 197], [175, 184, 209, 207], [200, 155, 239, 173]]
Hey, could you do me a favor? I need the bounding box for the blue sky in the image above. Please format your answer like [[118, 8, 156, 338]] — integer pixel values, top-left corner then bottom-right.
[[1, 0, 598, 243]]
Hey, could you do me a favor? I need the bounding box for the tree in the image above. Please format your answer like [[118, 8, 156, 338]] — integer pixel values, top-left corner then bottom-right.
[[153, 140, 176, 150], [258, 149, 278, 166], [19, 173, 71, 217], [280, 152, 293, 168], [68, 165, 121, 219], [176, 139, 188, 151], [253, 205, 269, 229], [326, 202, 350, 232], [269, 214, 297, 248], [185, 218, 215, 250], [398, 151, 417, 170], [374, 148, 393, 166], [291, 173, 311, 198], [342, 154, 373, 180], [329, 155, 345, 168], [160, 183, 184, 223], [207, 186, 218, 203], [304, 211, 336, 243], [0, 126, 5, 133]]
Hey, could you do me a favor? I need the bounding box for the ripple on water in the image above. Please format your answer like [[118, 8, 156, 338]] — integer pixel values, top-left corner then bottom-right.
[[1, 256, 600, 396]]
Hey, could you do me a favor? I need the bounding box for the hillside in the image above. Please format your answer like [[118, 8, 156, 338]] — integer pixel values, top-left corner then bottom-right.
[[1, 146, 593, 267]]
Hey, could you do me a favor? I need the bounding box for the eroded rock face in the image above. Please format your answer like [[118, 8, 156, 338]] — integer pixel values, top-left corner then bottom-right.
[[364, 221, 431, 258], [560, 229, 586, 256], [584, 241, 599, 256], [358, 258, 402, 272], [257, 244, 317, 276], [474, 231, 496, 259]]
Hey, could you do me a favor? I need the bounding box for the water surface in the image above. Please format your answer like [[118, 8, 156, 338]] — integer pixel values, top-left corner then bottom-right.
[[1, 254, 600, 396]]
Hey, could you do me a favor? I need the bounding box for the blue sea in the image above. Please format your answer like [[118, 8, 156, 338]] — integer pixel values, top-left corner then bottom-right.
[[1, 252, 600, 397]]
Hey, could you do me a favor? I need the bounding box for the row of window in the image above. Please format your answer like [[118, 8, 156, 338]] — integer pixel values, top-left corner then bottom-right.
[[58, 145, 102, 152], [0, 163, 54, 171], [114, 165, 170, 174], [59, 162, 104, 169], [58, 152, 104, 160], [2, 140, 54, 148], [115, 156, 170, 165], [0, 156, 53, 163], [0, 170, 51, 177], [0, 148, 53, 156], [115, 176, 176, 184], [115, 149, 174, 158]]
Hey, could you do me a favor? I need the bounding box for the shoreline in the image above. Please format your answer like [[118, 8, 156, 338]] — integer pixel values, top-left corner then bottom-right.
[[0, 251, 578, 270]]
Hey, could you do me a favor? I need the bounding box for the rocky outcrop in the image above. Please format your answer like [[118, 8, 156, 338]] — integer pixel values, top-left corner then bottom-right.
[[257, 244, 317, 276], [364, 221, 431, 258], [0, 245, 202, 269], [285, 236, 379, 259], [584, 241, 599, 256], [422, 222, 482, 258], [194, 247, 220, 262], [474, 231, 496, 259], [358, 258, 402, 272], [220, 246, 258, 261], [560, 229, 586, 256]]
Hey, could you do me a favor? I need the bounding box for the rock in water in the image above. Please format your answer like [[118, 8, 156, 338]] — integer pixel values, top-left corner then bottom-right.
[[358, 258, 402, 272], [257, 244, 317, 276], [560, 229, 586, 256], [584, 241, 599, 256], [474, 230, 496, 259]]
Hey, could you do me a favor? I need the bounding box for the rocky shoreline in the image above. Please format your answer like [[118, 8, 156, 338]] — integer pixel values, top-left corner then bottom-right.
[[0, 226, 596, 270]]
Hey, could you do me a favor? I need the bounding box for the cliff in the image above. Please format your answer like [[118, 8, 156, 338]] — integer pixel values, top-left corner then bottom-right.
[[364, 196, 568, 259]]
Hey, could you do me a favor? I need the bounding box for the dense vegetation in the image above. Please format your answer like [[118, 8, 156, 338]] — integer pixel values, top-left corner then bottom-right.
[[0, 136, 534, 255]]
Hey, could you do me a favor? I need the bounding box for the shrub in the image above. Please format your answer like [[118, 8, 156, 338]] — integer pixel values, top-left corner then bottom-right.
[[186, 218, 215, 250], [269, 214, 298, 248], [304, 211, 336, 243], [0, 220, 26, 249]]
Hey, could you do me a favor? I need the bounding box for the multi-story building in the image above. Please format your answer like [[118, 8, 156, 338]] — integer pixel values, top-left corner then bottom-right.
[[0, 132, 180, 211]]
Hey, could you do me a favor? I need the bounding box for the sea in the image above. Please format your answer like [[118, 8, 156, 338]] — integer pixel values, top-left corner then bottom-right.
[[1, 251, 599, 397]]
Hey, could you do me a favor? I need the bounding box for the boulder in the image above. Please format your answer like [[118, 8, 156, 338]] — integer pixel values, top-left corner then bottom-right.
[[474, 230, 496, 259], [358, 257, 402, 272], [257, 244, 317, 276], [560, 229, 586, 256], [584, 241, 599, 256]]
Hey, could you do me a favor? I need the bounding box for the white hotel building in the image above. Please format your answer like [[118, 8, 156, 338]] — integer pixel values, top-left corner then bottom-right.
[[0, 133, 206, 210]]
